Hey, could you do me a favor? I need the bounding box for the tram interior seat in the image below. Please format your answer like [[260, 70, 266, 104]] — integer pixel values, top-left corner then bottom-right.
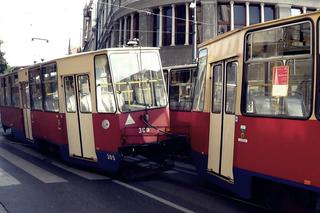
[[284, 96, 305, 117], [253, 96, 273, 115]]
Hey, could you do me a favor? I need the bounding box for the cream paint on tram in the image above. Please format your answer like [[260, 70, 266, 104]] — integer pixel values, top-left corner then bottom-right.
[[18, 69, 33, 140], [57, 52, 98, 161]]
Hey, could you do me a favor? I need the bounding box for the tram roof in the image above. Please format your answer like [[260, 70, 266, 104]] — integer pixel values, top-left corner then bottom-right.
[[198, 10, 320, 49], [27, 46, 160, 68]]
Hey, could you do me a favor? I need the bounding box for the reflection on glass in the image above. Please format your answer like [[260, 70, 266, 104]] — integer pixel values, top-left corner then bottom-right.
[[193, 49, 208, 111], [64, 76, 76, 113], [95, 55, 116, 113], [212, 65, 222, 113], [226, 62, 237, 114], [109, 52, 167, 112], [78, 75, 92, 113]]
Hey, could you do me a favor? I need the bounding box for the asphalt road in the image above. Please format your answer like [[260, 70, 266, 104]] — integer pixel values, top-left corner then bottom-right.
[[0, 135, 269, 213]]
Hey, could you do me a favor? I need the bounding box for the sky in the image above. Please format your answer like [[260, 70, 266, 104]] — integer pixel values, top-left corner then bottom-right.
[[0, 0, 89, 66]]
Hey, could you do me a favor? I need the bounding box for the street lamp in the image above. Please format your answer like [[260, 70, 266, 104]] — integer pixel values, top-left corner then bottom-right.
[[190, 0, 197, 63]]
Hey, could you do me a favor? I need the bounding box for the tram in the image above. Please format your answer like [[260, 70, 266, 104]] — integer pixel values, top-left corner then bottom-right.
[[190, 11, 320, 208], [0, 47, 182, 173], [163, 64, 197, 139]]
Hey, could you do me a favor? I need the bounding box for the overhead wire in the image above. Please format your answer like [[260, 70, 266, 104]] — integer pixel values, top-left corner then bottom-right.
[[92, 0, 215, 27]]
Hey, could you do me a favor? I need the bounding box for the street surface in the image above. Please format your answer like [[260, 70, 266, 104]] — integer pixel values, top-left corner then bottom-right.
[[0, 134, 269, 213]]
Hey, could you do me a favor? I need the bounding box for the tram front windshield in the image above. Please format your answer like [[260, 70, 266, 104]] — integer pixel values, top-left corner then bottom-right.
[[109, 52, 167, 112]]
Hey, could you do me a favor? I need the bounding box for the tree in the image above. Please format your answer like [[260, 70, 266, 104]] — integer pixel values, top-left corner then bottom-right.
[[0, 40, 8, 74]]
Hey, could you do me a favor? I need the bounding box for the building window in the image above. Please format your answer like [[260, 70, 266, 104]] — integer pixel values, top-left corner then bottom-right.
[[175, 5, 186, 45], [126, 16, 131, 42], [217, 3, 231, 34], [133, 13, 139, 39], [120, 19, 125, 45], [234, 4, 246, 29], [153, 8, 160, 47], [291, 7, 302, 16], [250, 4, 260, 25], [307, 8, 317, 13], [163, 6, 172, 46], [264, 5, 275, 22]]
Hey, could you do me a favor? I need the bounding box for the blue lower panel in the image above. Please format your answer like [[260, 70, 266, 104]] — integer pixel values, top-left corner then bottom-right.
[[191, 151, 252, 199], [191, 151, 320, 199], [57, 144, 122, 174], [11, 128, 26, 142]]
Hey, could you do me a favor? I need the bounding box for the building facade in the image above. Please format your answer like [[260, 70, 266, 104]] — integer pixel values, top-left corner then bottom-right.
[[82, 0, 320, 67]]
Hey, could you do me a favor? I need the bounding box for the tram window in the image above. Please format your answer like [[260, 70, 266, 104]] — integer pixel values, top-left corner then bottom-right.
[[193, 49, 208, 111], [64, 76, 76, 113], [246, 22, 311, 60], [244, 58, 312, 118], [244, 21, 312, 118], [169, 69, 194, 111], [226, 62, 237, 114], [109, 52, 167, 112], [78, 75, 92, 113], [212, 64, 223, 113], [29, 68, 43, 110], [42, 64, 59, 112], [11, 74, 20, 108], [94, 55, 116, 113], [5, 77, 11, 106]]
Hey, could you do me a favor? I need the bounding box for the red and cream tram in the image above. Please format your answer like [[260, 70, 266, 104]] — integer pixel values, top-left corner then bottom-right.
[[190, 11, 320, 208], [0, 47, 180, 173]]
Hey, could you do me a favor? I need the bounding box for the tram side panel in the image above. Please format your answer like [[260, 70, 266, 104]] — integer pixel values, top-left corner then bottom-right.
[[31, 111, 68, 146], [1, 106, 24, 138]]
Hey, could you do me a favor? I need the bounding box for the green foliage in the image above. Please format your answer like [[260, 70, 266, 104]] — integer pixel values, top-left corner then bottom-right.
[[0, 40, 8, 74]]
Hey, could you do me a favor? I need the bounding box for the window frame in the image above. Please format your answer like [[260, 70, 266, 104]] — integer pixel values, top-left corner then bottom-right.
[[315, 17, 320, 120], [41, 63, 59, 112], [29, 67, 43, 111], [77, 74, 92, 114], [169, 68, 196, 112], [94, 54, 117, 114], [242, 18, 314, 120]]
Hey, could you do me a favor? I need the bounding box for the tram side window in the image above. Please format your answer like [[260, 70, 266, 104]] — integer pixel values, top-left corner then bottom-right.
[[29, 68, 43, 110], [193, 49, 208, 111], [244, 21, 312, 118], [0, 78, 5, 106], [226, 62, 237, 114], [94, 55, 116, 113], [64, 76, 76, 113], [42, 64, 59, 112], [5, 77, 11, 106], [11, 74, 20, 108], [169, 69, 195, 111], [212, 64, 223, 113], [78, 75, 92, 113]]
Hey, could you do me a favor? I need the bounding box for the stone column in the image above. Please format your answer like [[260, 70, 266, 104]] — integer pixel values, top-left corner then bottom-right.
[[246, 2, 250, 26], [123, 16, 128, 45], [185, 3, 189, 45], [119, 18, 122, 46], [139, 11, 153, 47], [230, 1, 234, 30], [261, 3, 265, 22], [201, 0, 218, 41], [159, 6, 163, 47], [303, 7, 307, 14], [171, 4, 176, 46], [130, 13, 134, 40], [276, 4, 291, 19]]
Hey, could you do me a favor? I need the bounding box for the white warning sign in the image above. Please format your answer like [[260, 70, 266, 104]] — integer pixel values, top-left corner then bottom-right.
[[125, 114, 135, 126]]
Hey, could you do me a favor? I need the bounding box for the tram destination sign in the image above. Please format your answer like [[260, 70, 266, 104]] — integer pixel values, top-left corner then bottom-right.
[[272, 66, 289, 97]]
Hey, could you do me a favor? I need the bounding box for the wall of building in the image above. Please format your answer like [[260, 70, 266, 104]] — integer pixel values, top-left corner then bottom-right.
[[82, 0, 320, 67]]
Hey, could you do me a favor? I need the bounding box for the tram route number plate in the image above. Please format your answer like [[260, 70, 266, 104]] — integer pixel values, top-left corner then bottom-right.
[[138, 127, 150, 134]]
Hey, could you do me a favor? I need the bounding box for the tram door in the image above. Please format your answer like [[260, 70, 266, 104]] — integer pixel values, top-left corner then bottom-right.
[[21, 82, 33, 140], [208, 60, 238, 182], [63, 75, 97, 161]]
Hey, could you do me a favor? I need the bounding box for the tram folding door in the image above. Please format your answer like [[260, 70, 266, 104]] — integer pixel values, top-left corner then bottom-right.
[[208, 60, 238, 182], [21, 81, 33, 140], [63, 75, 97, 161]]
